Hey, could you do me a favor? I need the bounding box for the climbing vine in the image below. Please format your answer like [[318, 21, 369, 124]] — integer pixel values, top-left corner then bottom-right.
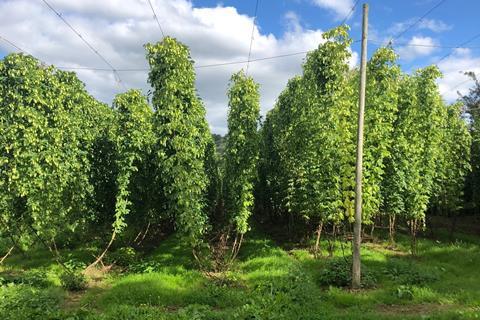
[[112, 89, 154, 233], [146, 37, 211, 247], [224, 71, 260, 238], [0, 53, 111, 249]]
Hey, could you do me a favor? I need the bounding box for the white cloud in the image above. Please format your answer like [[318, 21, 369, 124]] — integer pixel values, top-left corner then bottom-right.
[[418, 19, 451, 33], [0, 0, 360, 134], [349, 51, 359, 69], [437, 49, 480, 102], [388, 18, 451, 36], [397, 36, 438, 60], [284, 11, 302, 33], [366, 25, 478, 104], [311, 0, 354, 20]]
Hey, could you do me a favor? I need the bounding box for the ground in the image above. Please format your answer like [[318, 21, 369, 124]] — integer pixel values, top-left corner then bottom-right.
[[1, 227, 480, 319]]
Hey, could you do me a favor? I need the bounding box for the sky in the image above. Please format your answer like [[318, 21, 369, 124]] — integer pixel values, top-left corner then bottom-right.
[[1, 0, 480, 134]]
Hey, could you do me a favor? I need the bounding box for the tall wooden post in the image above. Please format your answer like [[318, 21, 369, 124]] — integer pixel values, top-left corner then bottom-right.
[[352, 3, 368, 289]]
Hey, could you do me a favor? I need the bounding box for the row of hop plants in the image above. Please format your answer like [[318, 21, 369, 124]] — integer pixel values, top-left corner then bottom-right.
[[0, 36, 260, 271], [0, 25, 473, 272], [255, 26, 471, 255]]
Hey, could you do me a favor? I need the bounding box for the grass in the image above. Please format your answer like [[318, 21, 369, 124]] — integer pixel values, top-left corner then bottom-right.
[[1, 228, 480, 319]]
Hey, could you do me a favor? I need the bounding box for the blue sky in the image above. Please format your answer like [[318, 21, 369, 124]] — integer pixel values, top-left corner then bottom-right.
[[191, 0, 480, 70], [0, 0, 479, 133]]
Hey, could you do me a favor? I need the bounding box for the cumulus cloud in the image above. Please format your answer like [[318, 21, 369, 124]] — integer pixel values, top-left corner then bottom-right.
[[388, 18, 451, 36], [397, 36, 438, 60], [284, 11, 302, 33], [437, 48, 480, 102], [418, 19, 452, 33], [0, 0, 361, 134], [310, 0, 354, 20]]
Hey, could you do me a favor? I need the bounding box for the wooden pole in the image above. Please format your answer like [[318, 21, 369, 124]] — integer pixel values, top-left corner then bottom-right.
[[352, 3, 368, 289]]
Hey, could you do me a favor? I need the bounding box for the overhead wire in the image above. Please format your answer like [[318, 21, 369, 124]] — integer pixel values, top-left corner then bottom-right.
[[0, 34, 52, 68], [0, 34, 34, 57], [147, 0, 165, 38], [54, 40, 361, 72], [451, 78, 472, 91], [369, 39, 480, 49], [246, 0, 260, 74], [436, 31, 480, 63], [58, 51, 311, 71], [390, 0, 447, 43], [340, 0, 360, 26], [364, 0, 480, 89], [6, 2, 473, 96], [367, 39, 479, 95], [431, 31, 480, 91], [1, 38, 358, 73], [2, 1, 362, 74], [40, 0, 126, 89]]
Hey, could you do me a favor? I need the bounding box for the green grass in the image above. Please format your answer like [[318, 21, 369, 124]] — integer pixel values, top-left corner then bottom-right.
[[1, 229, 480, 319]]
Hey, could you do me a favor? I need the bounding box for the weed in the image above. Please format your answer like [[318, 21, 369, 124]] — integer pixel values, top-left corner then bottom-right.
[[384, 259, 438, 285], [106, 247, 138, 267], [0, 270, 51, 288], [60, 271, 87, 291], [0, 284, 63, 320], [318, 257, 377, 288], [395, 285, 414, 300]]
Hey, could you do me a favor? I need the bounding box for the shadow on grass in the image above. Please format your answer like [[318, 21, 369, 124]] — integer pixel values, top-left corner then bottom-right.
[[144, 236, 197, 269], [3, 246, 98, 270], [8, 229, 474, 320]]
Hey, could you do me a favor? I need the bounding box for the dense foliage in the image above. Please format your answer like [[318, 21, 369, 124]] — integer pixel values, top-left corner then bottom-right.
[[146, 37, 213, 247], [431, 103, 471, 215], [112, 89, 154, 233], [256, 27, 472, 253], [462, 72, 480, 215], [362, 47, 400, 223], [0, 25, 475, 297], [224, 71, 260, 235], [258, 27, 356, 237], [0, 54, 112, 251]]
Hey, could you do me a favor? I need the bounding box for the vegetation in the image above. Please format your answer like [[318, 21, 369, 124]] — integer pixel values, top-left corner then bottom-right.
[[1, 228, 480, 319], [223, 70, 260, 259], [59, 271, 87, 291], [111, 89, 154, 234], [0, 53, 113, 252], [256, 27, 471, 256], [146, 37, 212, 248], [1, 26, 479, 319]]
